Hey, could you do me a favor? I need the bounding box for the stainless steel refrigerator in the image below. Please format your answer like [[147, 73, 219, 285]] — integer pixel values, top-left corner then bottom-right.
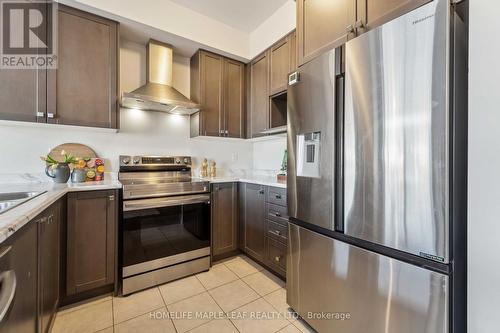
[[286, 0, 468, 332]]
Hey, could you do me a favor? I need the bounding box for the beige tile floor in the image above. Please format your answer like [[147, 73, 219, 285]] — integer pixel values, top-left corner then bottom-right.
[[52, 255, 316, 333]]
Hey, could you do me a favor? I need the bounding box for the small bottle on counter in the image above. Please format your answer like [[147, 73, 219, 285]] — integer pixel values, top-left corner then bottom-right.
[[201, 158, 209, 178], [209, 161, 217, 178]]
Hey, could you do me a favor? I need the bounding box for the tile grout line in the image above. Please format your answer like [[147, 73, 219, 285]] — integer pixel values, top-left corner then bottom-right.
[[157, 286, 179, 333], [113, 305, 166, 328]]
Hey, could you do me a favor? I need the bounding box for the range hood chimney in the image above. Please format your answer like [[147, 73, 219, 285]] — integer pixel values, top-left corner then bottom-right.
[[121, 40, 201, 115]]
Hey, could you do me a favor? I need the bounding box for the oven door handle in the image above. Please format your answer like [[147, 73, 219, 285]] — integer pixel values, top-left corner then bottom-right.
[[123, 194, 210, 211]]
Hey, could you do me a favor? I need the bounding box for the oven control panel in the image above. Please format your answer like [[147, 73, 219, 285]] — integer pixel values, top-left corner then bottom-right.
[[120, 155, 192, 168]]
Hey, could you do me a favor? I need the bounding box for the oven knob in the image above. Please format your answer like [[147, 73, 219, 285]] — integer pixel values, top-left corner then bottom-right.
[[175, 158, 181, 164], [122, 156, 131, 165], [183, 157, 189, 164], [133, 156, 141, 164]]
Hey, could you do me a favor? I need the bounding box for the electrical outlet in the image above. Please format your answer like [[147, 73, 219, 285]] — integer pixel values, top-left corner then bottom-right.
[[231, 152, 238, 162]]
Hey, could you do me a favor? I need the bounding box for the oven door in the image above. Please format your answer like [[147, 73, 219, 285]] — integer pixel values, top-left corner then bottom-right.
[[122, 194, 211, 277]]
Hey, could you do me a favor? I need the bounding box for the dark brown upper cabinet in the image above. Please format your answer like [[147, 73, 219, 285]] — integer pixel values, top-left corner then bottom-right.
[[0, 68, 47, 123], [297, 0, 356, 66], [190, 50, 245, 138], [47, 5, 119, 128], [270, 36, 292, 95], [269, 31, 297, 95], [66, 190, 117, 296], [297, 0, 430, 66], [211, 183, 238, 259], [357, 0, 431, 31], [0, 5, 119, 128], [249, 51, 270, 137], [223, 59, 245, 138], [0, 1, 47, 124]]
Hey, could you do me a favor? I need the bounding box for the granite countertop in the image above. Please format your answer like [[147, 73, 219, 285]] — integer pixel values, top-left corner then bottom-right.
[[0, 178, 122, 244]]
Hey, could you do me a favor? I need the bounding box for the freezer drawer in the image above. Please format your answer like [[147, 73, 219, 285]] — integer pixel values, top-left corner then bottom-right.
[[287, 224, 448, 333], [343, 0, 450, 262]]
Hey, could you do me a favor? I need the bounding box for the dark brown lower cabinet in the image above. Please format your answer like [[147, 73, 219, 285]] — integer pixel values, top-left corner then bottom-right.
[[0, 199, 62, 333], [38, 201, 61, 333], [1, 222, 38, 333], [240, 183, 267, 262], [66, 190, 117, 296], [237, 184, 287, 279], [211, 183, 238, 259]]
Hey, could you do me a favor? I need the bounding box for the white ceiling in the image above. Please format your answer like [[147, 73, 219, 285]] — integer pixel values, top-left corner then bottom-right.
[[169, 0, 289, 32]]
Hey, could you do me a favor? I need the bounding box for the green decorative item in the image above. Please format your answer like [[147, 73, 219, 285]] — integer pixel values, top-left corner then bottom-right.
[[279, 149, 287, 175]]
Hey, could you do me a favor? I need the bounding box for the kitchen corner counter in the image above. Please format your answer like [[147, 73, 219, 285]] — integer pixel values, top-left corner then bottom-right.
[[0, 178, 121, 244], [202, 176, 287, 189]]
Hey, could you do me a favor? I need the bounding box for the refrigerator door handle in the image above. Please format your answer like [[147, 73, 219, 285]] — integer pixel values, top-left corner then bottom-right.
[[335, 73, 345, 233]]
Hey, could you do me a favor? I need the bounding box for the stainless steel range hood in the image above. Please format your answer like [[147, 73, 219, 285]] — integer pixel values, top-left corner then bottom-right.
[[121, 40, 200, 115]]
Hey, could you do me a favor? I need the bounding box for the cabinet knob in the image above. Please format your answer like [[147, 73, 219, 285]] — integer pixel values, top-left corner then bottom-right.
[[36, 112, 45, 118], [275, 194, 282, 199], [275, 256, 282, 262], [109, 195, 115, 201], [47, 214, 54, 224], [259, 190, 265, 195], [346, 24, 355, 34], [274, 212, 281, 217], [47, 113, 55, 119]]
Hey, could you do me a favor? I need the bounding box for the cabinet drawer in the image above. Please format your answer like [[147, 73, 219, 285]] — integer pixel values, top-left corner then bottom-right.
[[267, 187, 287, 206], [267, 220, 288, 243], [267, 237, 286, 274], [266, 203, 288, 224]]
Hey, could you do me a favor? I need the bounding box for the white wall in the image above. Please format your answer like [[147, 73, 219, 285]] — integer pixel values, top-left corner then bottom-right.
[[468, 1, 500, 332], [71, 0, 250, 58], [0, 40, 254, 176], [252, 136, 287, 172], [249, 0, 296, 57]]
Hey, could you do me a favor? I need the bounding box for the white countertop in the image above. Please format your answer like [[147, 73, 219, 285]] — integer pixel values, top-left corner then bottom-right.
[[0, 178, 122, 244], [202, 175, 286, 189]]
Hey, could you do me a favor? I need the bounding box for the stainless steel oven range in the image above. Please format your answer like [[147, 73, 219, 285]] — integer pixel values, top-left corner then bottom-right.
[[119, 155, 210, 295]]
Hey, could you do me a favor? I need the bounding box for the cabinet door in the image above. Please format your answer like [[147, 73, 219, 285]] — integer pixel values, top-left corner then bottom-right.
[[212, 183, 238, 257], [250, 52, 270, 137], [270, 37, 291, 95], [0, 69, 46, 123], [1, 223, 38, 333], [297, 0, 356, 65], [38, 203, 60, 333], [200, 51, 224, 136], [289, 30, 297, 72], [243, 184, 267, 261], [223, 59, 245, 138], [357, 0, 430, 31], [66, 190, 117, 295], [47, 5, 118, 128]]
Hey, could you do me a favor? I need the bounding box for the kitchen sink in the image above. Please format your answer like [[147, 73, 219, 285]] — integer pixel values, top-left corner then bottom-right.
[[0, 191, 47, 215]]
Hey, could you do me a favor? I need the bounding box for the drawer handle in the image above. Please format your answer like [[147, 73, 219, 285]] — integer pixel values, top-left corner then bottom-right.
[[275, 194, 282, 199], [273, 212, 281, 217], [259, 190, 265, 195], [275, 256, 282, 262], [270, 230, 282, 236]]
